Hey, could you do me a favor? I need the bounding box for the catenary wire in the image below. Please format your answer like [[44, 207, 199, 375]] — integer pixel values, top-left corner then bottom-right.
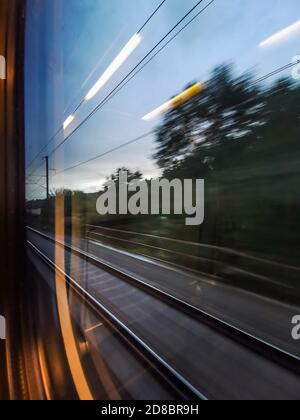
[[53, 58, 300, 176], [25, 0, 169, 174]]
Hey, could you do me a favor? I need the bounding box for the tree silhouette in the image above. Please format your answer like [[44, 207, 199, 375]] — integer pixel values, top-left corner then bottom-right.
[[154, 65, 264, 176], [153, 63, 300, 272]]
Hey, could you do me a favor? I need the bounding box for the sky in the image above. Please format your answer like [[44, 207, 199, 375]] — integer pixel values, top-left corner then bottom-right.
[[25, 0, 300, 199]]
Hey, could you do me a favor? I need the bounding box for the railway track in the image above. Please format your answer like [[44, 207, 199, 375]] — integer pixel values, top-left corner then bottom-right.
[[27, 226, 300, 400]]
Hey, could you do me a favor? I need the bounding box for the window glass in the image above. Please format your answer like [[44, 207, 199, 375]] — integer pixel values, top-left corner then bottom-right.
[[25, 0, 300, 399]]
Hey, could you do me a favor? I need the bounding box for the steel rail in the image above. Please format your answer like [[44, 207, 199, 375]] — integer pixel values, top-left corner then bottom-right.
[[26, 238, 206, 400], [26, 226, 300, 376], [86, 224, 300, 273]]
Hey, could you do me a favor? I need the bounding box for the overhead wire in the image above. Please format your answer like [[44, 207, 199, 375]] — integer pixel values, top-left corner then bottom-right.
[[48, 0, 208, 158], [53, 58, 300, 176], [25, 0, 169, 174]]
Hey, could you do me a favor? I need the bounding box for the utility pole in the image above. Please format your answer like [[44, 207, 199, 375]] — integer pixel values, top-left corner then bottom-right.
[[44, 156, 49, 200]]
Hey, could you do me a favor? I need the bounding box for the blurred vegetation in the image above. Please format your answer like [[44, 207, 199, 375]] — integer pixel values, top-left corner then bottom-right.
[[27, 64, 300, 301], [153, 65, 300, 265]]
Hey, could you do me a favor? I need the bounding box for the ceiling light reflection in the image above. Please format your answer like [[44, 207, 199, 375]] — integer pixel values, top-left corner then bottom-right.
[[85, 33, 142, 101], [63, 114, 75, 130], [259, 20, 300, 48]]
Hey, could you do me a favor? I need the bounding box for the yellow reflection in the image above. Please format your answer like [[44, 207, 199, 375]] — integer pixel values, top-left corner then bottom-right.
[[55, 193, 93, 400], [37, 340, 52, 400], [142, 82, 203, 121]]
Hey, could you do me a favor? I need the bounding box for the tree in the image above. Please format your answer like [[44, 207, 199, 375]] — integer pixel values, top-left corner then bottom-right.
[[154, 64, 264, 176]]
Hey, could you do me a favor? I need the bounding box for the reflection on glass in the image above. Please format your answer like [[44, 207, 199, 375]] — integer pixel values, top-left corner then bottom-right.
[[25, 0, 300, 400]]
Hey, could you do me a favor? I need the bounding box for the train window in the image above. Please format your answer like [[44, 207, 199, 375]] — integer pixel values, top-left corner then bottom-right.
[[25, 0, 300, 400]]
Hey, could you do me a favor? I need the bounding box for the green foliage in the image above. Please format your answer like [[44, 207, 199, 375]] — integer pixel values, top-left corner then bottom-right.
[[26, 65, 300, 300], [154, 64, 300, 267]]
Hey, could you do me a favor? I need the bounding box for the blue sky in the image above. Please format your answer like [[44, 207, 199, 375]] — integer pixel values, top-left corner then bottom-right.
[[25, 0, 300, 198]]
